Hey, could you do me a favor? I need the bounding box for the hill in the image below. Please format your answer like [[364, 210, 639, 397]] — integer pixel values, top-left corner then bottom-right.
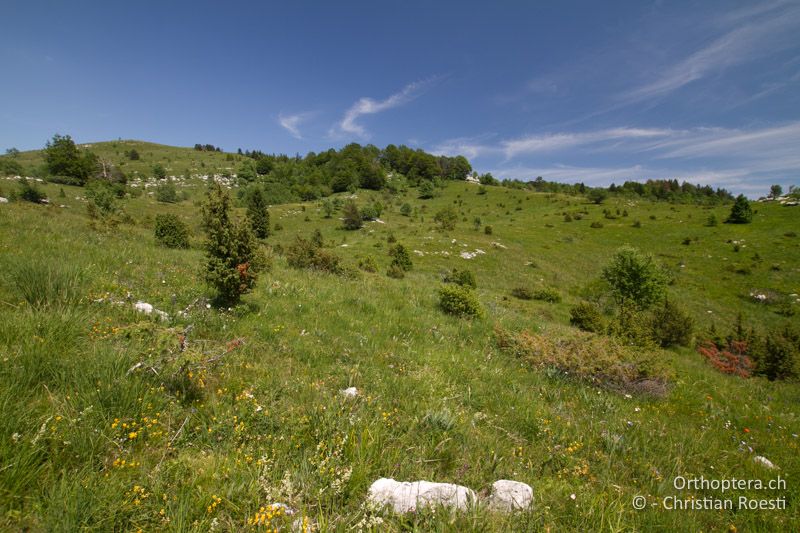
[[0, 143, 798, 531]]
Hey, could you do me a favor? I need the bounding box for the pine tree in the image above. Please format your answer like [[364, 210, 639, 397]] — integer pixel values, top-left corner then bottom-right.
[[726, 194, 753, 224], [202, 182, 260, 304], [246, 187, 270, 238], [342, 200, 363, 230]]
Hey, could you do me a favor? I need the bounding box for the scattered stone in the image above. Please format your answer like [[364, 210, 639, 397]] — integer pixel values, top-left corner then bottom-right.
[[367, 478, 476, 513], [754, 455, 777, 469], [488, 480, 533, 511], [340, 387, 359, 398], [134, 301, 169, 321], [0, 197, 8, 203]]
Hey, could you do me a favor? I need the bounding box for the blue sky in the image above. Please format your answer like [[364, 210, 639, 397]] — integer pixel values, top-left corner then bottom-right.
[[2, 0, 799, 195]]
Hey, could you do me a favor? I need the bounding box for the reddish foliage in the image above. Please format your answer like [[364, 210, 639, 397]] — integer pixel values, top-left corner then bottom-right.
[[697, 339, 753, 378]]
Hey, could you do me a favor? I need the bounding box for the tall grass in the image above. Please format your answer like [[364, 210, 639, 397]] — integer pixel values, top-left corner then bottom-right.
[[6, 257, 86, 308]]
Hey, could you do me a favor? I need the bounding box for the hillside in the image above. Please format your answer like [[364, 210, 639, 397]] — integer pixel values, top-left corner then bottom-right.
[[10, 140, 245, 179], [0, 147, 798, 531]]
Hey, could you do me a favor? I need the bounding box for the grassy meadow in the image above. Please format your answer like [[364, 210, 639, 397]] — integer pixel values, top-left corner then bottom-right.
[[0, 143, 799, 531]]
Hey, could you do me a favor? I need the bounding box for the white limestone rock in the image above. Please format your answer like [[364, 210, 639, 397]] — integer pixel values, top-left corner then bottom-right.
[[340, 387, 359, 398], [487, 480, 533, 511], [367, 478, 476, 513], [754, 455, 777, 469], [134, 301, 169, 321]]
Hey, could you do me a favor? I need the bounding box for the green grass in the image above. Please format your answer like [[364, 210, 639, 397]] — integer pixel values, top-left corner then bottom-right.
[[0, 167, 798, 531]]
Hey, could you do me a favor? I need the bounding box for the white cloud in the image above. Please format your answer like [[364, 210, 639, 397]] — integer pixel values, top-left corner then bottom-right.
[[334, 79, 435, 138], [623, 2, 800, 101], [435, 121, 800, 196], [656, 122, 800, 160], [501, 128, 671, 158], [278, 112, 312, 139]]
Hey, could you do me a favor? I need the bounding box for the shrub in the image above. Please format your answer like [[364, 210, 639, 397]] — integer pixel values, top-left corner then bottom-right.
[[388, 244, 413, 271], [649, 299, 694, 347], [726, 194, 753, 224], [438, 284, 483, 318], [85, 180, 118, 215], [155, 178, 178, 203], [386, 264, 405, 279], [495, 327, 669, 396], [755, 326, 799, 381], [400, 203, 412, 216], [706, 214, 718, 227], [18, 180, 45, 203], [569, 302, 605, 333], [152, 163, 167, 180], [342, 200, 363, 230], [632, 220, 642, 228], [532, 287, 561, 303], [590, 221, 603, 228], [44, 134, 98, 185], [360, 202, 382, 221], [201, 182, 262, 304], [286, 235, 343, 275], [484, 225, 493, 235], [246, 187, 270, 239], [154, 214, 190, 249], [418, 180, 435, 199], [443, 268, 477, 288], [587, 189, 607, 204], [358, 256, 378, 273], [434, 206, 458, 230], [511, 287, 533, 300], [602, 246, 667, 309], [697, 340, 753, 378]]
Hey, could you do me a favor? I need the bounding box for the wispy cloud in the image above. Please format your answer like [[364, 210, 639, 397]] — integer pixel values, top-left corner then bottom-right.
[[278, 112, 313, 139], [333, 78, 438, 139], [484, 162, 777, 195], [434, 121, 800, 195], [502, 128, 671, 158], [623, 2, 800, 102]]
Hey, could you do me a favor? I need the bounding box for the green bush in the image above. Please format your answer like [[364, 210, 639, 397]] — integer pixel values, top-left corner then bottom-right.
[[590, 221, 603, 228], [532, 287, 561, 303], [201, 182, 262, 304], [155, 178, 178, 203], [400, 203, 412, 216], [154, 214, 190, 249], [754, 326, 799, 381], [418, 180, 435, 199], [602, 246, 667, 309], [388, 244, 413, 271], [511, 287, 533, 300], [434, 206, 458, 230], [439, 284, 483, 318], [286, 234, 343, 275], [569, 302, 605, 333], [484, 225, 493, 235], [443, 268, 476, 288], [342, 200, 363, 230], [386, 264, 405, 279], [649, 299, 694, 347], [726, 194, 753, 224], [360, 202, 383, 221], [245, 186, 270, 239], [358, 256, 378, 273], [18, 180, 45, 203]]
